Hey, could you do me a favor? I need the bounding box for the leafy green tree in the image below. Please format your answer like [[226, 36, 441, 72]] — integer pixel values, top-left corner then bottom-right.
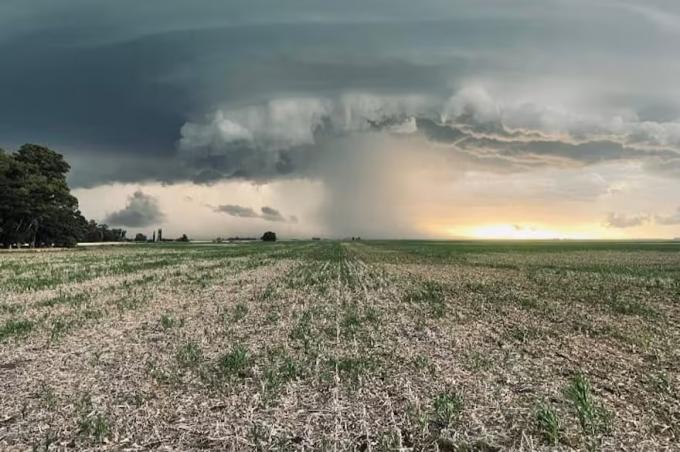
[[0, 148, 29, 246], [81, 221, 127, 242], [134, 233, 147, 242], [105, 227, 126, 242], [83, 220, 104, 242], [0, 144, 87, 247], [261, 231, 277, 242]]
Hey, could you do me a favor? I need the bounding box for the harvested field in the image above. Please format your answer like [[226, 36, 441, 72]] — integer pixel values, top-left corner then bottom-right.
[[1, 241, 679, 451]]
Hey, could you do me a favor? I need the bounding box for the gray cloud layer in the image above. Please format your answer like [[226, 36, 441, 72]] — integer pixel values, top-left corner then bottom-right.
[[260, 207, 286, 222], [104, 191, 165, 227], [214, 204, 291, 223], [605, 212, 649, 228], [605, 206, 680, 228], [214, 205, 259, 218], [172, 91, 680, 185]]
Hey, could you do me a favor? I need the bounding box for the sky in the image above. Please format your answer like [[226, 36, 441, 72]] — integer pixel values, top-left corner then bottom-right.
[[2, 0, 680, 239]]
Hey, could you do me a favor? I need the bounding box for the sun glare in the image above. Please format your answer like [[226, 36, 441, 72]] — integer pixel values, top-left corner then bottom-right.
[[457, 224, 601, 240]]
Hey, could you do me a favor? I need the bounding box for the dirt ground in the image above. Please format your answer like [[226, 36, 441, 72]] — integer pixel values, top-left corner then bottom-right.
[[1, 241, 678, 451]]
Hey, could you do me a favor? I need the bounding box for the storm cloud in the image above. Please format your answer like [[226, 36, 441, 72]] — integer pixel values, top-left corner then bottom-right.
[[3, 1, 680, 237], [104, 191, 165, 227], [2, 1, 680, 186]]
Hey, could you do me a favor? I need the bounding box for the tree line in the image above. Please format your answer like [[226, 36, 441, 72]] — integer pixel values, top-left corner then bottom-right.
[[0, 144, 126, 248], [1, 144, 273, 248]]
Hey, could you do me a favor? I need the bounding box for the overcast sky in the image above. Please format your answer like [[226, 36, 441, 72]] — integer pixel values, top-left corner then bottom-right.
[[3, 0, 680, 239]]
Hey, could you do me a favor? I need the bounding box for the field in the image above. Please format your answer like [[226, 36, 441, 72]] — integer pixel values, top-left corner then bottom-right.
[[1, 241, 679, 451]]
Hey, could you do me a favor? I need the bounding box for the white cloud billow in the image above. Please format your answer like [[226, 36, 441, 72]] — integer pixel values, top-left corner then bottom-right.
[[181, 87, 680, 160], [443, 86, 680, 151], [179, 99, 328, 153], [442, 86, 500, 124], [178, 94, 429, 154]]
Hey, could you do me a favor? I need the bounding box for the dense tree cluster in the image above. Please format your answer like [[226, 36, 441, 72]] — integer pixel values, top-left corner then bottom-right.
[[0, 144, 126, 248], [0, 145, 88, 247], [82, 220, 126, 242], [261, 231, 276, 242]]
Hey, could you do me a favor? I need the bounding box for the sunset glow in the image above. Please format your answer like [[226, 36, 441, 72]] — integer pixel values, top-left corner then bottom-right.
[[452, 224, 614, 240]]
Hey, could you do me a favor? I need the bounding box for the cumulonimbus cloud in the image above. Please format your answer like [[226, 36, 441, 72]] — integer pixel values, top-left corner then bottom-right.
[[176, 88, 680, 185], [104, 190, 165, 227], [178, 94, 425, 153], [5, 1, 680, 194], [6, 1, 680, 239]]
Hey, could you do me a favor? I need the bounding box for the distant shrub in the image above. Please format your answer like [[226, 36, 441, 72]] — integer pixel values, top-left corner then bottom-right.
[[261, 231, 276, 242]]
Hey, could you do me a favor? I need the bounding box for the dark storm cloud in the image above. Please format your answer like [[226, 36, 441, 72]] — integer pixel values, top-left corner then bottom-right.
[[173, 101, 680, 185], [420, 119, 629, 164], [2, 0, 680, 186], [0, 2, 460, 162], [104, 191, 165, 227]]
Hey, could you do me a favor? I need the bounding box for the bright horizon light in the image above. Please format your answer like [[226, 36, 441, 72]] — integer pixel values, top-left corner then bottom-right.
[[454, 223, 608, 240]]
